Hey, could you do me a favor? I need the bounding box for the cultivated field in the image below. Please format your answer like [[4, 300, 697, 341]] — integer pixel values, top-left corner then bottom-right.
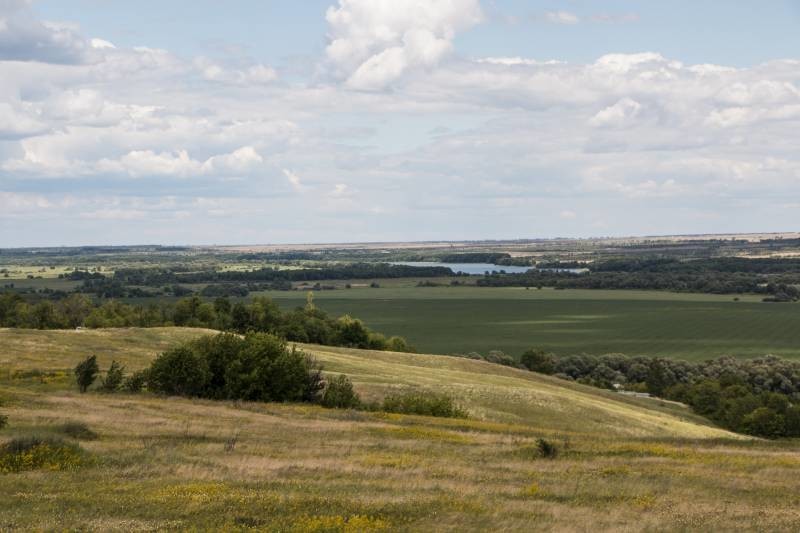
[[257, 287, 800, 360], [3, 328, 800, 530]]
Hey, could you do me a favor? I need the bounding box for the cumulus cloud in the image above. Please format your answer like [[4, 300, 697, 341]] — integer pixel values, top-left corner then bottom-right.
[[3, 2, 800, 244], [194, 57, 278, 84], [0, 101, 48, 138], [590, 97, 643, 127], [325, 0, 483, 90], [95, 146, 263, 178], [0, 0, 90, 63]]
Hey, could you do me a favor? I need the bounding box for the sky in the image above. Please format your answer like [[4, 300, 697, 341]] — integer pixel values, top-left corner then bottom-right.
[[1, 1, 800, 246]]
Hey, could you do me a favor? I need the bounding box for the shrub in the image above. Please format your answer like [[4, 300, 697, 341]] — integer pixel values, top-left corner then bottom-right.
[[148, 346, 210, 397], [484, 350, 518, 367], [223, 334, 311, 402], [74, 355, 99, 393], [58, 421, 98, 440], [99, 360, 125, 392], [0, 413, 7, 430], [741, 407, 785, 438], [321, 374, 361, 409], [0, 436, 87, 473], [146, 333, 324, 403], [123, 370, 148, 393], [381, 390, 467, 418], [521, 349, 555, 374], [385, 336, 414, 353], [334, 315, 370, 348], [536, 438, 559, 459], [302, 357, 325, 403]]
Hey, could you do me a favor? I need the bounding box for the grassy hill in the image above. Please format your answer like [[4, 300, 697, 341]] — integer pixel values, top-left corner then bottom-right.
[[2, 328, 800, 531]]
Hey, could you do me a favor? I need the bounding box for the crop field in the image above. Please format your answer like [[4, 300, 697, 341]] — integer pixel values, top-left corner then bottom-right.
[[254, 287, 800, 360], [3, 328, 800, 531]]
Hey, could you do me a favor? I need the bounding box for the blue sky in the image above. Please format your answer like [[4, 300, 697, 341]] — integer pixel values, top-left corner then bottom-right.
[[2, 1, 800, 246]]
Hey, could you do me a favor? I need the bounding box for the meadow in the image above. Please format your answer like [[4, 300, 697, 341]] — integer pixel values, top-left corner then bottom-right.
[[4, 327, 800, 531], [255, 287, 800, 360]]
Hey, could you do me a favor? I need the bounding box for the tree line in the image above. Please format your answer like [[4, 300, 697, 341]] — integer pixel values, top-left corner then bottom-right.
[[519, 349, 800, 438], [477, 258, 800, 302], [0, 292, 413, 353], [104, 263, 456, 286]]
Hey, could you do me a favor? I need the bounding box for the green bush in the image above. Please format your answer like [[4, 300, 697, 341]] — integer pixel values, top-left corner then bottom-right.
[[146, 333, 324, 403], [521, 349, 555, 374], [99, 360, 125, 392], [321, 374, 361, 409], [74, 355, 99, 393], [58, 421, 98, 441], [0, 436, 87, 473], [123, 370, 148, 393], [147, 346, 210, 397], [741, 407, 785, 438], [381, 390, 467, 418]]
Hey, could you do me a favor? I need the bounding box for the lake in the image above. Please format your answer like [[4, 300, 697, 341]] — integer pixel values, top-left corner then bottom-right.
[[391, 261, 533, 275]]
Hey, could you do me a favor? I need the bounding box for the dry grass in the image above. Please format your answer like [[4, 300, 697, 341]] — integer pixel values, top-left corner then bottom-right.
[[2, 327, 799, 531]]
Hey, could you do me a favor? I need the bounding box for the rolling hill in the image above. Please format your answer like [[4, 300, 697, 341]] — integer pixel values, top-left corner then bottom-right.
[[1, 328, 799, 531]]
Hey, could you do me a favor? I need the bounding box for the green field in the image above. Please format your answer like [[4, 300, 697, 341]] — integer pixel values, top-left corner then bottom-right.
[[9, 328, 800, 530], [256, 287, 800, 360]]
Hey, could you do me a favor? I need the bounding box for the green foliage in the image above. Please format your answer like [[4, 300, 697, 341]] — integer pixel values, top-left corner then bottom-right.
[[74, 355, 99, 393], [123, 370, 148, 393], [146, 333, 323, 403], [741, 407, 785, 438], [147, 346, 211, 397], [334, 315, 370, 348], [58, 422, 98, 441], [381, 390, 467, 418], [0, 292, 412, 355], [483, 350, 518, 367], [321, 375, 361, 409], [521, 349, 555, 374], [385, 336, 414, 353], [99, 360, 125, 392]]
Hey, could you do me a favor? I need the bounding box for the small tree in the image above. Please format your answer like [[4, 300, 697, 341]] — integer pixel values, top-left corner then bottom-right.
[[74, 355, 100, 393], [100, 360, 125, 392], [742, 407, 785, 438], [123, 370, 148, 393], [521, 349, 555, 374], [321, 374, 360, 409]]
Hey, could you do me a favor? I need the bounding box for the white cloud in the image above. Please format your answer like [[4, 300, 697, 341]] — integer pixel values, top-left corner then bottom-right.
[[283, 169, 309, 193], [545, 11, 579, 25], [325, 0, 483, 90], [0, 101, 48, 139], [90, 38, 116, 50], [95, 146, 263, 178], [0, 1, 90, 63], [194, 57, 278, 84], [590, 97, 643, 127], [3, 4, 800, 244]]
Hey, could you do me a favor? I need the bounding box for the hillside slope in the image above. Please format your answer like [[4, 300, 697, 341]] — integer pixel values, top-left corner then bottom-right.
[[2, 327, 730, 439], [3, 328, 799, 531]]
